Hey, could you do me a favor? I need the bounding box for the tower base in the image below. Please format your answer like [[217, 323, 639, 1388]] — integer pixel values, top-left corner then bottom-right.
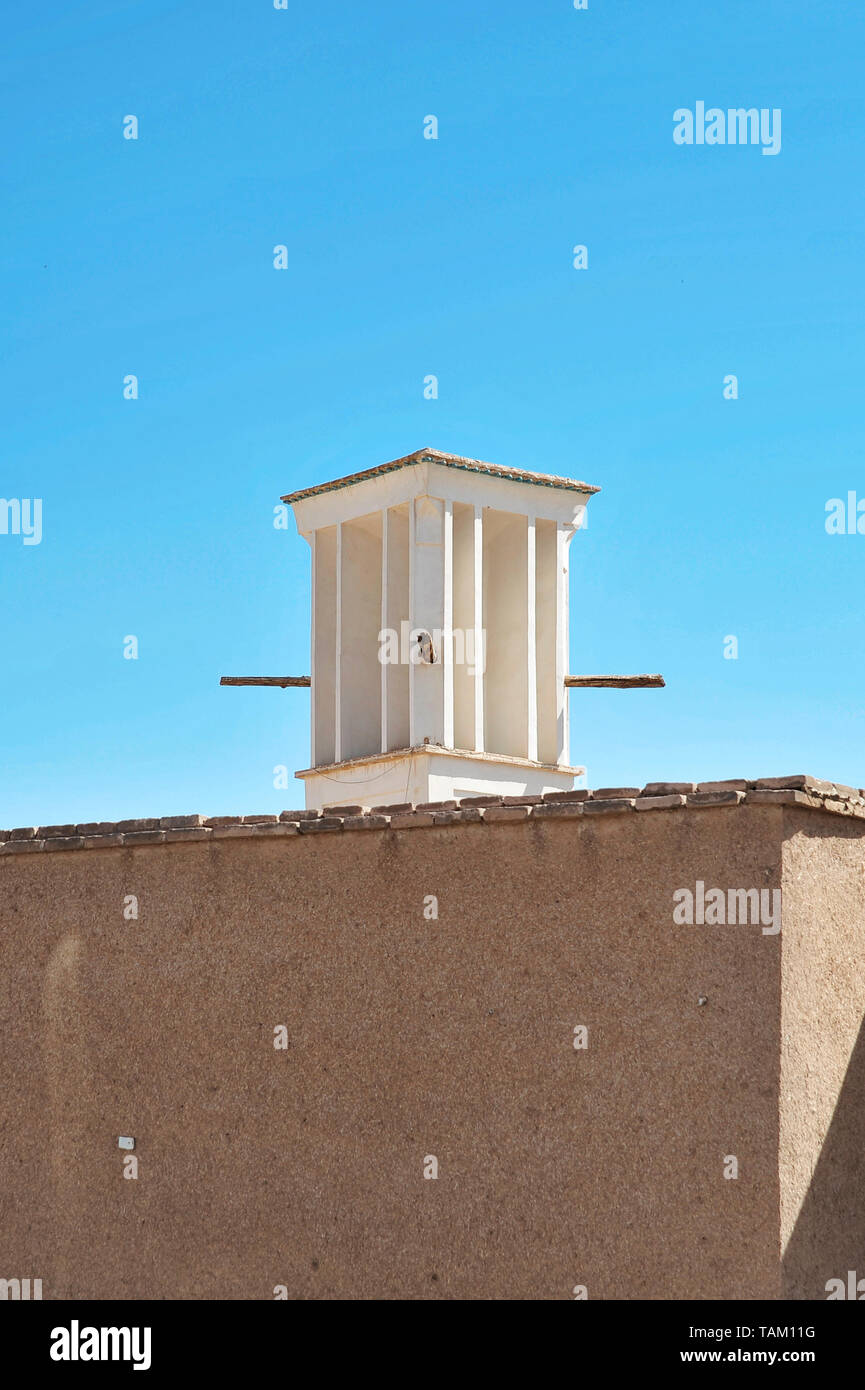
[[296, 745, 583, 811]]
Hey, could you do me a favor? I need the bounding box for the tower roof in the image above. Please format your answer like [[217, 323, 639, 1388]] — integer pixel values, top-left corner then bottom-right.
[[281, 447, 600, 505]]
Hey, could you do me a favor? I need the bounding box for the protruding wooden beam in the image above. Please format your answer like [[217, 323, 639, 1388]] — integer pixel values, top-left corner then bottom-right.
[[565, 674, 665, 688], [220, 676, 310, 688]]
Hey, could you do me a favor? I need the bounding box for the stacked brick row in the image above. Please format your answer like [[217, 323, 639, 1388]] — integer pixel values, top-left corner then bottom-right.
[[1, 775, 864, 856]]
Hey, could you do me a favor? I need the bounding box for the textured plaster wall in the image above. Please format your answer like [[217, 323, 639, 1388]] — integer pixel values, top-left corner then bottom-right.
[[780, 810, 865, 1299], [0, 806, 801, 1300]]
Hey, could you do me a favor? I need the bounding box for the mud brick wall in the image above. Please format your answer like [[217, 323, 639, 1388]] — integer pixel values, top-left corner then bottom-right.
[[2, 776, 864, 1300]]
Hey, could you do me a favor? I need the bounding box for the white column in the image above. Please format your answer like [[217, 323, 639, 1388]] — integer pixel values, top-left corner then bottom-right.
[[473, 504, 484, 752], [310, 529, 317, 768], [334, 521, 342, 764], [409, 496, 445, 746], [556, 521, 569, 766], [380, 507, 388, 753], [527, 516, 537, 762], [443, 499, 454, 748], [408, 505, 415, 744]]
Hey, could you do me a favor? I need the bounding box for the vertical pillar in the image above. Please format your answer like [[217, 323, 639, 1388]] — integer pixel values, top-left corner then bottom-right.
[[443, 499, 454, 748], [407, 505, 414, 743], [473, 504, 484, 752], [380, 507, 388, 754], [338, 515, 383, 762], [409, 495, 445, 746], [556, 521, 569, 766], [383, 506, 410, 751], [527, 516, 538, 762], [534, 520, 558, 765], [310, 529, 317, 768], [311, 525, 338, 768], [334, 521, 342, 764]]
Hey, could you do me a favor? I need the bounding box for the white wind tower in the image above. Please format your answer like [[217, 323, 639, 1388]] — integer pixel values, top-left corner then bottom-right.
[[286, 448, 595, 809], [220, 447, 663, 809]]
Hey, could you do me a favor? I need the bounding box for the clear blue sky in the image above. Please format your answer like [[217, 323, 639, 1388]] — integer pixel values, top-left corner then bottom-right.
[[2, 0, 864, 826]]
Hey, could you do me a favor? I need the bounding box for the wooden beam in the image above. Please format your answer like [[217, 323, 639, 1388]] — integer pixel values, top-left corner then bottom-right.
[[565, 674, 665, 688], [220, 676, 310, 688]]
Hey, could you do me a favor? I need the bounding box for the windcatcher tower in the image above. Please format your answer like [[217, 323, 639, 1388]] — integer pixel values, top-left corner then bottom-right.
[[283, 448, 599, 810]]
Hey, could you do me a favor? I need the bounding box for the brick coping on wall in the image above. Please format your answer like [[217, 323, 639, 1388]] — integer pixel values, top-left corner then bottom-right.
[[1, 776, 864, 856]]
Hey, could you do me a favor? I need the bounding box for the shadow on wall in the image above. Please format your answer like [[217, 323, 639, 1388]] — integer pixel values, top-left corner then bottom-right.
[[783, 1013, 865, 1299]]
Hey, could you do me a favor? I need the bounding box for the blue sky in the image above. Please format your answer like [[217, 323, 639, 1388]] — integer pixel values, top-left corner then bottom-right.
[[2, 0, 864, 825]]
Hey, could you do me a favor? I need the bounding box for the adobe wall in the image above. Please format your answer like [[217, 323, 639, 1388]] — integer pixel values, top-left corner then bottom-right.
[[780, 808, 865, 1299], [0, 789, 805, 1300]]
